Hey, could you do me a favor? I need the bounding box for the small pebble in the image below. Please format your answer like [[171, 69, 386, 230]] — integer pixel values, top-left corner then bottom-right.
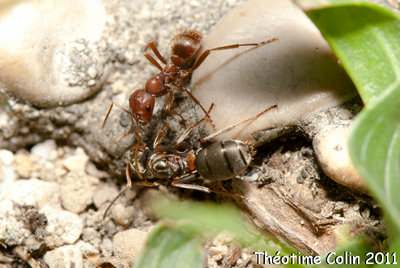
[[313, 125, 368, 194], [13, 152, 34, 178], [31, 140, 58, 160], [0, 165, 16, 184], [82, 227, 102, 248], [0, 149, 14, 165], [0, 200, 30, 246], [60, 172, 98, 214], [63, 147, 89, 172], [44, 245, 83, 268], [100, 237, 113, 257], [93, 183, 119, 209], [75, 240, 100, 257], [40, 205, 83, 247], [111, 203, 136, 227], [0, 178, 60, 208], [113, 228, 148, 264]]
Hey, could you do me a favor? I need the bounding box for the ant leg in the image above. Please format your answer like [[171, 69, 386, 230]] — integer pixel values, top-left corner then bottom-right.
[[126, 117, 145, 180], [177, 84, 216, 131], [144, 40, 168, 65], [153, 124, 169, 151], [176, 103, 214, 146], [201, 104, 278, 143], [169, 173, 210, 192], [134, 126, 144, 179], [172, 181, 212, 193], [164, 87, 187, 127], [189, 37, 279, 72], [171, 175, 243, 198], [102, 101, 131, 129], [144, 53, 163, 71]]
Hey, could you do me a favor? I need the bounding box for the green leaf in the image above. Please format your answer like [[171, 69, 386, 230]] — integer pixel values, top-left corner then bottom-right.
[[297, 0, 400, 106], [151, 197, 275, 250], [134, 222, 205, 268], [350, 87, 400, 236], [295, 0, 400, 240]]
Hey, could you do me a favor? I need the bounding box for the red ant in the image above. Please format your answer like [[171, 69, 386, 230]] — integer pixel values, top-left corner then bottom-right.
[[102, 29, 278, 178]]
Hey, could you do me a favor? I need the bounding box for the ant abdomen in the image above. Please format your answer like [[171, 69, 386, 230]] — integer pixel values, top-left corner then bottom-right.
[[195, 140, 253, 181], [170, 30, 202, 68]]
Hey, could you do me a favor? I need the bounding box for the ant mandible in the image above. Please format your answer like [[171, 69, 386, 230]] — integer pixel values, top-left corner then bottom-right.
[[102, 29, 278, 177]]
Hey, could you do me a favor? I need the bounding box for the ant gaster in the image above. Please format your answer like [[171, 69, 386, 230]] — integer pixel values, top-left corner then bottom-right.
[[103, 104, 278, 219], [101, 29, 278, 178]]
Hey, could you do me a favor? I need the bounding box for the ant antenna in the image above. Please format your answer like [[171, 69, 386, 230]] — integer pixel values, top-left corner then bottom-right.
[[201, 104, 278, 143], [103, 164, 132, 220], [176, 103, 215, 146]]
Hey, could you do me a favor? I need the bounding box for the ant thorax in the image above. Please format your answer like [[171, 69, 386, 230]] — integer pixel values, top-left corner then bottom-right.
[[128, 147, 195, 180]]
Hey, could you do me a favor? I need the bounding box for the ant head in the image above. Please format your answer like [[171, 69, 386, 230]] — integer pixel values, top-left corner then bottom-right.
[[170, 30, 202, 68], [129, 89, 155, 124]]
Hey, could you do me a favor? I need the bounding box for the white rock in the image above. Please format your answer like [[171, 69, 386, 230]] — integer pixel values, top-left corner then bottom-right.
[[44, 245, 83, 268], [0, 165, 16, 184], [63, 147, 89, 172], [313, 124, 368, 193], [92, 183, 119, 209], [40, 205, 83, 247], [0, 149, 14, 165], [101, 237, 113, 257], [75, 240, 99, 257], [0, 0, 108, 107], [13, 152, 35, 178], [60, 171, 98, 214], [111, 203, 136, 227], [191, 0, 356, 141], [113, 229, 148, 264], [31, 140, 58, 160], [0, 178, 60, 208], [0, 200, 30, 246]]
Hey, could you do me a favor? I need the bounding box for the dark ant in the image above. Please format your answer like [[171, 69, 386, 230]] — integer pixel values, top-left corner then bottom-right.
[[101, 29, 279, 178], [103, 104, 278, 219]]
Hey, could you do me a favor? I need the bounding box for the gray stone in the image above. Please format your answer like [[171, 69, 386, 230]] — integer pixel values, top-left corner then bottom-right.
[[191, 0, 356, 142], [0, 0, 108, 107]]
